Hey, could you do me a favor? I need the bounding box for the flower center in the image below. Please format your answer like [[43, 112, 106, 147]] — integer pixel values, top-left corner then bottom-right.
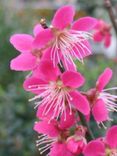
[[31, 48, 43, 58], [106, 148, 117, 156], [28, 79, 73, 120]]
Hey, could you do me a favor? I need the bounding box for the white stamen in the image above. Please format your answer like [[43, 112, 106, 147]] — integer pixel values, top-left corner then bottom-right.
[[36, 134, 56, 155], [50, 29, 92, 69], [28, 82, 73, 121], [99, 87, 117, 113]]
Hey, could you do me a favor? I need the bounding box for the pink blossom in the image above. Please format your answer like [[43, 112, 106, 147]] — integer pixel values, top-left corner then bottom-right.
[[86, 68, 117, 125], [83, 125, 117, 156], [93, 20, 111, 48], [33, 5, 97, 70], [23, 60, 90, 120], [34, 118, 74, 155], [10, 24, 49, 71], [34, 118, 87, 156]]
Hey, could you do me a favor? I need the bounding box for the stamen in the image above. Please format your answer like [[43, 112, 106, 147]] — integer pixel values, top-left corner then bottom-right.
[[50, 29, 92, 69], [99, 89, 117, 113], [97, 122, 107, 129], [28, 82, 73, 121], [36, 134, 56, 155]]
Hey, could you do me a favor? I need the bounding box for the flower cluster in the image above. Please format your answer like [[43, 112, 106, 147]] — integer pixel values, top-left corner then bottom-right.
[[10, 5, 116, 156]]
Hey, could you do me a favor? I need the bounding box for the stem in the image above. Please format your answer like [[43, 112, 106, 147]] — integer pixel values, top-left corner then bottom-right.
[[104, 0, 117, 35], [78, 111, 94, 141], [57, 61, 65, 73]]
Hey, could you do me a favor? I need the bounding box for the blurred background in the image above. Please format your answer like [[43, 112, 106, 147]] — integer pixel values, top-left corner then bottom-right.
[[0, 0, 117, 156]]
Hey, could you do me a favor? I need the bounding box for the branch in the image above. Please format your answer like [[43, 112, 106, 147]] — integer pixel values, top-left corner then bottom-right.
[[104, 0, 117, 35], [78, 111, 94, 141]]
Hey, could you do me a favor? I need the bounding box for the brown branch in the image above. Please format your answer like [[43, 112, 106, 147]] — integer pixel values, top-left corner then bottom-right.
[[104, 0, 117, 35]]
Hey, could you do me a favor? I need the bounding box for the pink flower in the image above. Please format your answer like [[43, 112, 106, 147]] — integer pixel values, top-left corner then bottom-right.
[[83, 125, 117, 156], [10, 24, 48, 71], [33, 5, 97, 70], [34, 118, 87, 156], [93, 20, 111, 48], [23, 60, 90, 120], [34, 118, 74, 155], [86, 68, 117, 126]]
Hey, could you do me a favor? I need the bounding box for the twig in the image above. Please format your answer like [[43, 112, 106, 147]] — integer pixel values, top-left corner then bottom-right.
[[104, 0, 117, 35], [78, 111, 95, 141]]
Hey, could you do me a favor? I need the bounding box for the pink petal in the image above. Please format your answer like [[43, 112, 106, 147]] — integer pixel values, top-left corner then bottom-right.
[[83, 140, 105, 156], [52, 5, 75, 30], [92, 99, 109, 122], [33, 28, 54, 49], [70, 91, 90, 115], [96, 68, 113, 91], [23, 76, 47, 94], [94, 20, 104, 29], [59, 108, 75, 129], [34, 60, 59, 81], [50, 143, 73, 156], [67, 138, 79, 154], [72, 17, 97, 31], [67, 138, 85, 154], [104, 34, 111, 48], [10, 53, 36, 71], [93, 31, 104, 42], [33, 24, 44, 36], [10, 34, 33, 53], [34, 120, 59, 137], [61, 71, 85, 88], [106, 125, 117, 148]]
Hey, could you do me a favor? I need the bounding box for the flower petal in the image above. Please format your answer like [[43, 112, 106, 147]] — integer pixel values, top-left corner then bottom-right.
[[96, 68, 113, 91], [93, 31, 104, 42], [52, 5, 75, 29], [50, 143, 73, 156], [10, 34, 33, 53], [33, 28, 54, 49], [92, 99, 109, 122], [61, 71, 85, 88], [104, 34, 111, 48], [106, 125, 117, 148], [33, 24, 44, 36], [34, 60, 59, 81], [83, 140, 105, 156], [34, 120, 59, 137], [70, 91, 90, 115], [59, 108, 75, 129], [10, 53, 36, 71], [23, 76, 47, 94], [72, 17, 97, 31], [67, 138, 85, 154]]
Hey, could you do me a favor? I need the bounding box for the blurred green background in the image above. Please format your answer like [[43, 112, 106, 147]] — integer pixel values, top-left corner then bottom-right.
[[0, 0, 117, 156]]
